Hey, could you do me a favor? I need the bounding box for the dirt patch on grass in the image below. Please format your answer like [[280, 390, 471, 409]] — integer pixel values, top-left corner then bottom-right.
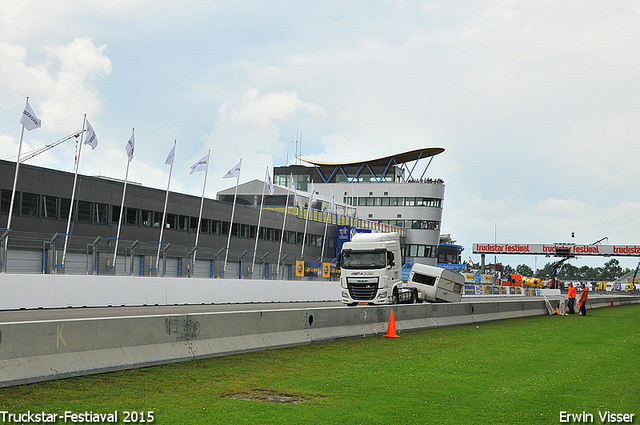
[[225, 390, 313, 404]]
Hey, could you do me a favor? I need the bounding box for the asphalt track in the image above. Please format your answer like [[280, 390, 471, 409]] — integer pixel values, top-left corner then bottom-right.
[[0, 293, 623, 324]]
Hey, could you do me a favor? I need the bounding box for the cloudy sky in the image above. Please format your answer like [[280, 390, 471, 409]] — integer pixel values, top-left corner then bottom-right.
[[2, 1, 639, 271]]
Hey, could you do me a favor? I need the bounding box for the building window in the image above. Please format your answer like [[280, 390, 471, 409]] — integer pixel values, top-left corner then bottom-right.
[[153, 212, 163, 228], [0, 190, 18, 215], [60, 198, 71, 220], [200, 219, 211, 233], [126, 208, 139, 226], [41, 196, 58, 219], [221, 221, 229, 235], [189, 217, 199, 232], [76, 200, 92, 223], [141, 210, 153, 227], [166, 214, 177, 229], [411, 220, 441, 230], [94, 203, 109, 224], [404, 244, 437, 258], [179, 215, 189, 231], [212, 220, 221, 234], [274, 175, 288, 187], [21, 192, 39, 216]]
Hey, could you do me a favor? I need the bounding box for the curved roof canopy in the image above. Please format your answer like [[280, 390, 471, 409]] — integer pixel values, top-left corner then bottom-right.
[[300, 147, 444, 167]]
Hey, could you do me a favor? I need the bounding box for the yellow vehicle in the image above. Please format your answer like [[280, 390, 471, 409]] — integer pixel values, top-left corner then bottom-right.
[[523, 277, 544, 288], [594, 282, 607, 291], [626, 277, 638, 292]]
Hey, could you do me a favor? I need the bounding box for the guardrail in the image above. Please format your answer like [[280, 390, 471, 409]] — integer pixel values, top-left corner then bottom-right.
[[2, 294, 638, 387]]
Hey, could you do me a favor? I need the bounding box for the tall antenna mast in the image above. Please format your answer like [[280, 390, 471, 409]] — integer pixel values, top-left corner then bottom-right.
[[292, 124, 299, 165]]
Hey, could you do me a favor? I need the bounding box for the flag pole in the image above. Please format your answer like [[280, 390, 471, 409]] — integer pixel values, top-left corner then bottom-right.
[[320, 186, 334, 262], [251, 167, 268, 277], [3, 101, 28, 273], [223, 158, 242, 275], [61, 114, 87, 269], [6, 96, 37, 232], [6, 130, 24, 234], [113, 128, 134, 271], [193, 150, 210, 271], [301, 180, 314, 258], [155, 140, 175, 274], [276, 174, 292, 280]]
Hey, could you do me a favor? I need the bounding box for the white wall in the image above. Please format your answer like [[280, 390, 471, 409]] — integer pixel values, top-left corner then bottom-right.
[[0, 274, 340, 310]]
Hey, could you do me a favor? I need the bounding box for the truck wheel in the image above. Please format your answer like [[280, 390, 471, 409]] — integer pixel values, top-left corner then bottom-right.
[[392, 288, 399, 304], [410, 289, 417, 304]]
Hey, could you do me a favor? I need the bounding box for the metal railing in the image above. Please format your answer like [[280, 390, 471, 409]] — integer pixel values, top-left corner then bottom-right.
[[0, 230, 338, 280]]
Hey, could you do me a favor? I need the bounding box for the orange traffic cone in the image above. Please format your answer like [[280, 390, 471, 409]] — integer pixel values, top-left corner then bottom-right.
[[384, 309, 399, 338], [610, 298, 614, 308]]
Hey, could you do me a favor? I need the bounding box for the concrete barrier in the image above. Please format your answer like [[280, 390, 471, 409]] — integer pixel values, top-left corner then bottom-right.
[[1, 295, 639, 388], [0, 274, 341, 310]]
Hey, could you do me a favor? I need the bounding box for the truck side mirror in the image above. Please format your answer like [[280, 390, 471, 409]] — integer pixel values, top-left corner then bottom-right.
[[336, 253, 342, 269], [387, 252, 395, 268]]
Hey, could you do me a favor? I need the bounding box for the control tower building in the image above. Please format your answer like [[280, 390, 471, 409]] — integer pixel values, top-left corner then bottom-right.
[[274, 147, 445, 266]]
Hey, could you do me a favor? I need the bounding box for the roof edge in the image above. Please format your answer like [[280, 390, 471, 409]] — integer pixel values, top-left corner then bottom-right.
[[299, 147, 445, 167]]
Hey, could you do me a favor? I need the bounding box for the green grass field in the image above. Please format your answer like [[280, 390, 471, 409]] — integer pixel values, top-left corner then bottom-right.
[[1, 304, 638, 424]]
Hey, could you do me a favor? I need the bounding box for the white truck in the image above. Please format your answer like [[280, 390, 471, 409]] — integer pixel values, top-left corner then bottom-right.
[[338, 232, 463, 305]]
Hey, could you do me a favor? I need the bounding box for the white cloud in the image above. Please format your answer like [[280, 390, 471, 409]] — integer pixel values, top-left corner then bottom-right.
[[0, 37, 111, 133], [222, 89, 324, 125], [197, 89, 324, 196]]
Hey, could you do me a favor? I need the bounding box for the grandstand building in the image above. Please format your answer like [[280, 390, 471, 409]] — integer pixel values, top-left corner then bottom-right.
[[0, 159, 330, 278]]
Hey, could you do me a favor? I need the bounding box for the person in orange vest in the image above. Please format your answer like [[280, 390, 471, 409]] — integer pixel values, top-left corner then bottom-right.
[[578, 283, 589, 315], [567, 282, 577, 314]]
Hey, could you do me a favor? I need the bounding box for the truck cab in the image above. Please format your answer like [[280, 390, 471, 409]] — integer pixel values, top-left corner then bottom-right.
[[339, 232, 403, 305]]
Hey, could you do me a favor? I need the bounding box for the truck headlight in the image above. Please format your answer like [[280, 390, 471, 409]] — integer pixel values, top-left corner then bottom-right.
[[342, 291, 348, 298]]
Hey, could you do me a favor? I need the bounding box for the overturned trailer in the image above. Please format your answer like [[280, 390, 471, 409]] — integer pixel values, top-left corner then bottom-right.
[[408, 263, 463, 303]]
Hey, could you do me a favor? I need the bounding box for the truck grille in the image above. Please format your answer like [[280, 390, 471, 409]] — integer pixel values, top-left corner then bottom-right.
[[347, 277, 379, 300]]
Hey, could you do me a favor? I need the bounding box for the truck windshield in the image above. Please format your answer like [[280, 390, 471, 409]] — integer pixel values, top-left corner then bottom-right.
[[341, 250, 387, 269]]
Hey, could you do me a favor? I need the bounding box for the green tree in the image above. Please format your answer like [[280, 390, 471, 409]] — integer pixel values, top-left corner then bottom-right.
[[535, 262, 555, 280], [516, 264, 534, 277], [601, 259, 623, 280], [560, 263, 579, 280], [502, 264, 515, 276]]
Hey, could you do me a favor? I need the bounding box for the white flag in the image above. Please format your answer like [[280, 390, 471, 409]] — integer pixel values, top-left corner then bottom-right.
[[125, 129, 135, 161], [20, 99, 41, 131], [266, 169, 275, 195], [223, 159, 242, 179], [331, 191, 336, 212], [309, 181, 317, 202], [165, 144, 175, 166], [190, 153, 209, 174], [84, 119, 98, 150]]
